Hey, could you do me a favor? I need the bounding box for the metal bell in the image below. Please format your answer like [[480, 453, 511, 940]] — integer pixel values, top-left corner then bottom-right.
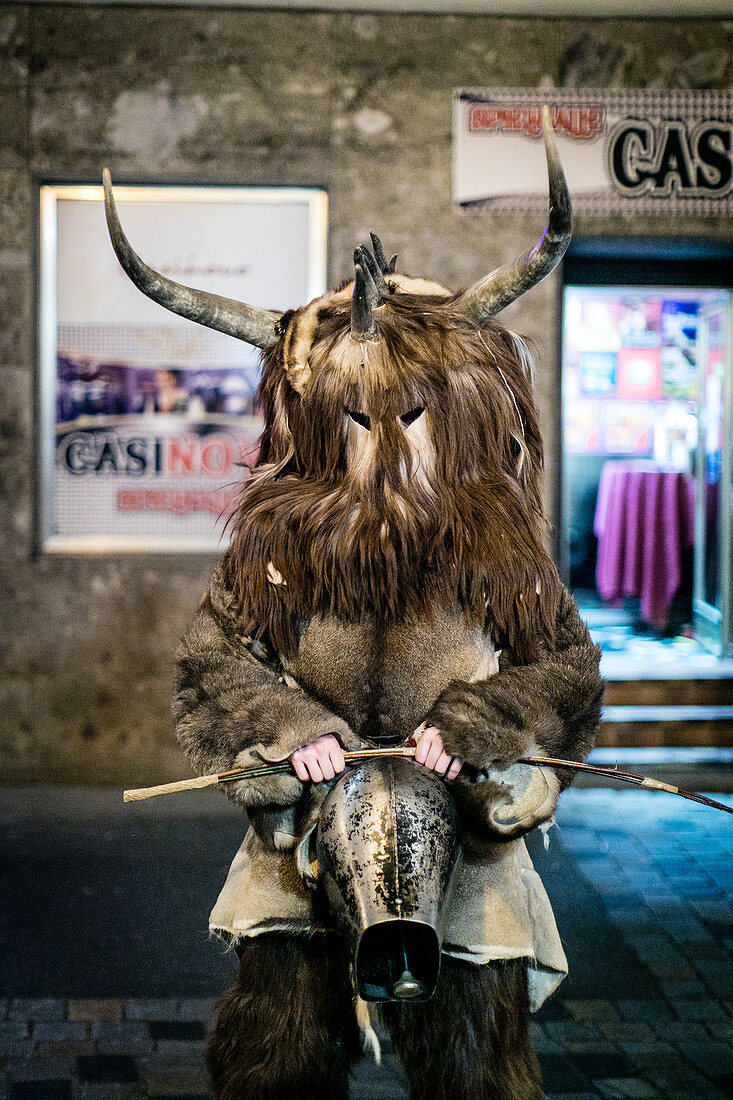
[[317, 757, 462, 1003]]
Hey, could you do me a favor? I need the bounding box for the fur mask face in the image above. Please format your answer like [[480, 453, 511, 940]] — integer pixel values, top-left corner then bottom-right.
[[226, 264, 563, 664], [258, 274, 544, 525], [102, 107, 570, 660]]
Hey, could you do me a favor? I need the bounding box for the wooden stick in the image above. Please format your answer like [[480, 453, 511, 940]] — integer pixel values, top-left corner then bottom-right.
[[123, 773, 223, 801], [123, 747, 733, 816], [519, 757, 733, 816], [123, 746, 415, 802]]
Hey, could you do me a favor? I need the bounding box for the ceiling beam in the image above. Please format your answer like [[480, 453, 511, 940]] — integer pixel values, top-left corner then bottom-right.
[[16, 0, 733, 17]]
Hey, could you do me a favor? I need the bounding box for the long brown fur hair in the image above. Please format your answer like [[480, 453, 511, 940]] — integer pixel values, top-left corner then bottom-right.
[[228, 289, 562, 664]]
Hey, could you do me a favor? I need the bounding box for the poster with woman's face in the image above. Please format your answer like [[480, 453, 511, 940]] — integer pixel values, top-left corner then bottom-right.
[[39, 184, 327, 552]]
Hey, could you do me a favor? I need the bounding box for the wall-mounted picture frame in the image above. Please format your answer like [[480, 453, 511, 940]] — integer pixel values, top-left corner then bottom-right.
[[37, 182, 327, 553]]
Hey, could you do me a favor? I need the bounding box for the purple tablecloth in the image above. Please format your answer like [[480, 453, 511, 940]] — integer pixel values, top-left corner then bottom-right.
[[594, 461, 695, 629]]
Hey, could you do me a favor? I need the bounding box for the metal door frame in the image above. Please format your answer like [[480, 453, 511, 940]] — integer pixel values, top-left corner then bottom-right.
[[693, 293, 733, 657]]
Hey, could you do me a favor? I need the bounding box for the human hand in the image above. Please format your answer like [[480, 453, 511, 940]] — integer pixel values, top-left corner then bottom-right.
[[426, 679, 534, 769], [291, 735, 346, 783], [413, 725, 463, 780]]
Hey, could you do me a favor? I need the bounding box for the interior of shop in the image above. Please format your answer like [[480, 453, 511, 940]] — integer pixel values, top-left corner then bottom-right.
[[560, 241, 733, 678]]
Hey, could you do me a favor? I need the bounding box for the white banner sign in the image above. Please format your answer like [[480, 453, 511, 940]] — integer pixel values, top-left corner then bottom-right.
[[453, 88, 733, 215], [39, 184, 327, 553]]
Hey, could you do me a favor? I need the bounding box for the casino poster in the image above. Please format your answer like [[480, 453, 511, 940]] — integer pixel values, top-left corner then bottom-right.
[[453, 88, 733, 215], [40, 184, 326, 551]]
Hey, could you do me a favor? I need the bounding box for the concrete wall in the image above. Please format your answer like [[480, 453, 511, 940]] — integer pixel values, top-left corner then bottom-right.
[[1, 5, 731, 785]]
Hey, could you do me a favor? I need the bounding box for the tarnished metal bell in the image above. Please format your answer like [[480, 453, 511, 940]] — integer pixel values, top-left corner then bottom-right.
[[317, 757, 462, 1003]]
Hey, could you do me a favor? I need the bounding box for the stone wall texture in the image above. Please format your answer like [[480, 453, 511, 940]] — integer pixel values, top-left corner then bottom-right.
[[1, 6, 731, 785]]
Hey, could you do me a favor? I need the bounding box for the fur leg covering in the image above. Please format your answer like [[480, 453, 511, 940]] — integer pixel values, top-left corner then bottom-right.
[[207, 933, 361, 1100], [382, 956, 545, 1100]]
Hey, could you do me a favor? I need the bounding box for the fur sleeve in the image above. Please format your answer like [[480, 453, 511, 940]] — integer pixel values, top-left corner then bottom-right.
[[173, 557, 359, 812], [426, 586, 603, 788]]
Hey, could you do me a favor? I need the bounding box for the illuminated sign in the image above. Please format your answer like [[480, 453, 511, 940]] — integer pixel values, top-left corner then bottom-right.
[[453, 88, 733, 215]]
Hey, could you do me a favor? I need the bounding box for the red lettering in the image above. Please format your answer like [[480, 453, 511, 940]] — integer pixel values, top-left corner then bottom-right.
[[117, 487, 238, 517], [201, 437, 234, 477], [468, 102, 605, 141], [118, 489, 144, 511], [167, 437, 196, 474], [587, 106, 605, 138], [552, 105, 605, 140]]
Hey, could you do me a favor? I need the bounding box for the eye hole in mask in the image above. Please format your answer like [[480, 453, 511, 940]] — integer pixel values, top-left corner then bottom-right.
[[346, 408, 371, 431], [399, 407, 425, 428]]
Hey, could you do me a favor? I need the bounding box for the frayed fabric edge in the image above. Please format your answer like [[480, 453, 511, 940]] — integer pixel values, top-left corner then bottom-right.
[[539, 816, 557, 850], [355, 997, 382, 1064], [209, 922, 326, 944], [209, 927, 239, 953]]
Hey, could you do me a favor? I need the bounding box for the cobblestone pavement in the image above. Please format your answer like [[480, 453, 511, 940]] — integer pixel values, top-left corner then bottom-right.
[[1, 788, 731, 1098]]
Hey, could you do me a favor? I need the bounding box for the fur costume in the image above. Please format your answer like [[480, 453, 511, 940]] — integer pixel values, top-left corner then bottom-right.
[[103, 115, 603, 1098]]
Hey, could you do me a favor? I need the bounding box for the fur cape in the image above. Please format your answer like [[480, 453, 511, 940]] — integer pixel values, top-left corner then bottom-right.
[[229, 294, 562, 667]]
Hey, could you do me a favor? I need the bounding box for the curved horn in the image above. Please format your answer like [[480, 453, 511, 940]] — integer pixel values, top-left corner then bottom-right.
[[456, 106, 572, 323], [351, 249, 381, 342], [102, 169, 279, 349]]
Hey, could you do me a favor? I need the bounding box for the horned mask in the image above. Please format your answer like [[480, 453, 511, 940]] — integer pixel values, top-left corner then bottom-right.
[[103, 107, 571, 661]]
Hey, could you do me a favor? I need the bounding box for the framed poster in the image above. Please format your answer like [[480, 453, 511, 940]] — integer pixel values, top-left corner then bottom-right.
[[38, 183, 327, 552]]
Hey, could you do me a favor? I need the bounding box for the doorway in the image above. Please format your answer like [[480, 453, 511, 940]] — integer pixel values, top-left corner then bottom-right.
[[560, 239, 733, 675]]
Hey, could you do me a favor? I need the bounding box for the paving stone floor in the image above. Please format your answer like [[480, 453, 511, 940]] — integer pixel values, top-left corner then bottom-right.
[[0, 786, 731, 1098]]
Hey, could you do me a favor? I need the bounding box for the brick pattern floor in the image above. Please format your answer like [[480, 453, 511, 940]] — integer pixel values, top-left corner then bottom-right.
[[1, 788, 731, 1099]]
